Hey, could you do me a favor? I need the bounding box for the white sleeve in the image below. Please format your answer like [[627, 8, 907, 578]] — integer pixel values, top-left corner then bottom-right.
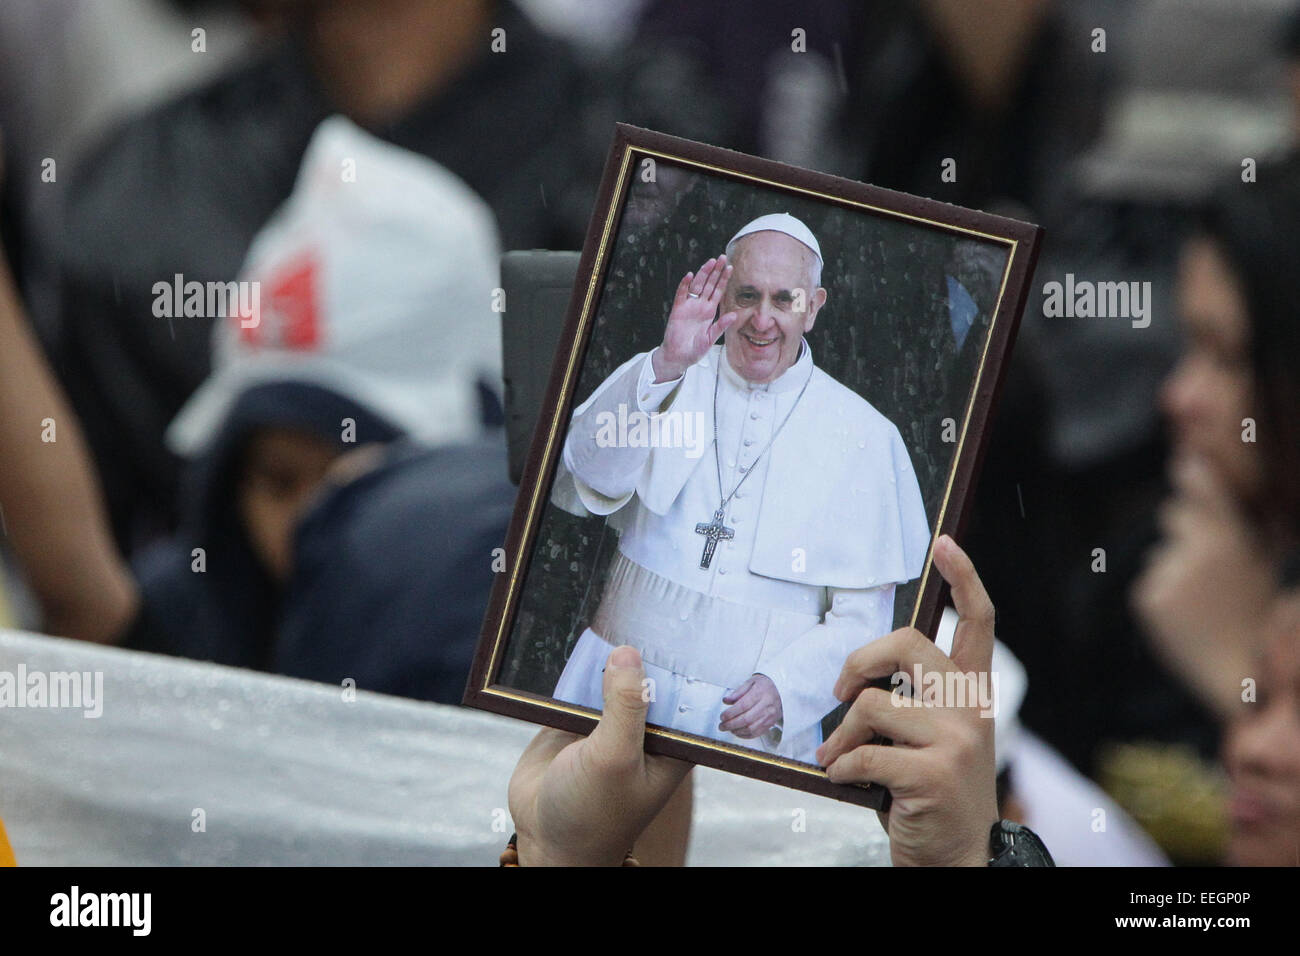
[[634, 347, 684, 412], [561, 349, 684, 515], [754, 584, 898, 744]]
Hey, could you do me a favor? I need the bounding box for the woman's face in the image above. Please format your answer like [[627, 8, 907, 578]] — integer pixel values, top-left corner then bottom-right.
[[1162, 237, 1261, 499], [1223, 595, 1300, 866]]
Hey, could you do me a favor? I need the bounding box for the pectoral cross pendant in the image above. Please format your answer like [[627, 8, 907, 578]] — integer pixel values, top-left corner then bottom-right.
[[694, 507, 734, 570]]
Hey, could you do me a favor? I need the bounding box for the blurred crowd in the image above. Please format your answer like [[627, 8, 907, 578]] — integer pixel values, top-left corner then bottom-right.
[[0, 0, 1298, 866]]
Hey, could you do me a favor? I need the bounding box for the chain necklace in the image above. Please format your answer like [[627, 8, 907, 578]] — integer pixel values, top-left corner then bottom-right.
[[693, 346, 813, 569]]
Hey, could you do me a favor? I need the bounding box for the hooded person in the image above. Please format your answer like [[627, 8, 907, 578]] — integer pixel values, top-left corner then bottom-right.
[[127, 116, 514, 702]]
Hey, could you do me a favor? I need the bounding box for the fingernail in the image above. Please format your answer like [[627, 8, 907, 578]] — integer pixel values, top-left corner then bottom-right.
[[608, 645, 641, 670]]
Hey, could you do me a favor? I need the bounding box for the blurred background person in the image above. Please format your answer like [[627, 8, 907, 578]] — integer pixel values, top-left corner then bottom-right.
[[0, 117, 514, 702], [1, 0, 1298, 864], [1126, 165, 1300, 863], [1221, 591, 1300, 866], [127, 115, 514, 701], [1136, 167, 1300, 719], [0, 0, 255, 322], [23, 0, 593, 553]]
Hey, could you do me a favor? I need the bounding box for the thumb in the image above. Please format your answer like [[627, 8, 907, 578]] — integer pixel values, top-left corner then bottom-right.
[[710, 311, 740, 344], [1172, 452, 1236, 523], [589, 645, 651, 759]]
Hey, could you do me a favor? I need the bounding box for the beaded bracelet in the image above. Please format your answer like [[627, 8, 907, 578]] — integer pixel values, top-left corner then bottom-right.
[[500, 833, 639, 866]]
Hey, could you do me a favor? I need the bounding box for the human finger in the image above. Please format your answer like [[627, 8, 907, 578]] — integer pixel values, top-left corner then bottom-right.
[[732, 703, 777, 736], [689, 258, 717, 297], [718, 689, 762, 731], [832, 627, 951, 703], [824, 741, 920, 790], [586, 645, 650, 765], [708, 310, 741, 345], [721, 676, 754, 705], [932, 535, 995, 674], [816, 686, 937, 767], [671, 270, 695, 309], [701, 256, 731, 301], [1170, 453, 1235, 520]]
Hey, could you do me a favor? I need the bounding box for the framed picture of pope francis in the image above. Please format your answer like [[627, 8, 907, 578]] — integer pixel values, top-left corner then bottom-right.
[[466, 124, 1042, 809]]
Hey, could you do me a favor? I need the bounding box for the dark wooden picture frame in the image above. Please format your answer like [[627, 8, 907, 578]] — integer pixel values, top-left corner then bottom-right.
[[464, 123, 1042, 808]]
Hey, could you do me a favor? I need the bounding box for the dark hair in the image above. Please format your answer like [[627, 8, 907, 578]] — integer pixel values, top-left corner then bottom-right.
[[1197, 163, 1300, 545], [1284, 4, 1300, 59]]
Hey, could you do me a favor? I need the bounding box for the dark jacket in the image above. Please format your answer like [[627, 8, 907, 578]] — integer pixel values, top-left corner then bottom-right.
[[127, 381, 514, 704]]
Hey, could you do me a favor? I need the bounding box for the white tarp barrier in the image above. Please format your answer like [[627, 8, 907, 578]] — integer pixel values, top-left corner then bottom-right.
[[0, 631, 889, 866]]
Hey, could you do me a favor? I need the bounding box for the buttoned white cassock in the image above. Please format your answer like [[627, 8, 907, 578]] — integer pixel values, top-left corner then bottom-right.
[[550, 340, 931, 763]]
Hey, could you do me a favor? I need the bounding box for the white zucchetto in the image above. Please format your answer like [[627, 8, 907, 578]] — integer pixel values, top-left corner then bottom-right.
[[726, 212, 822, 264]]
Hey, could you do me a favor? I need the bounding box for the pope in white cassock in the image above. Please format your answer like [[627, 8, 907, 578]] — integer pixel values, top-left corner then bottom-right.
[[550, 213, 932, 764]]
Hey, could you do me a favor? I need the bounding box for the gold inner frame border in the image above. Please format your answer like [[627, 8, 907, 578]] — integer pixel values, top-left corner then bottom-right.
[[478, 142, 1022, 778]]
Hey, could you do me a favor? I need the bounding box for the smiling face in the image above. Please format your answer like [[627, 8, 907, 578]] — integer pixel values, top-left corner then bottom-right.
[[721, 231, 826, 384], [1223, 595, 1300, 866]]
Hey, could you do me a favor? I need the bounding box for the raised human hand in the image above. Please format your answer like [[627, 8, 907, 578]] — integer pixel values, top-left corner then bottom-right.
[[1132, 452, 1276, 719], [651, 255, 739, 383]]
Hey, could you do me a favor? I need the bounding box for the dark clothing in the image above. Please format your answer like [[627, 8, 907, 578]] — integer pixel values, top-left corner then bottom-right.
[[276, 439, 515, 703], [127, 382, 404, 670], [127, 381, 513, 704], [46, 1, 591, 548]]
